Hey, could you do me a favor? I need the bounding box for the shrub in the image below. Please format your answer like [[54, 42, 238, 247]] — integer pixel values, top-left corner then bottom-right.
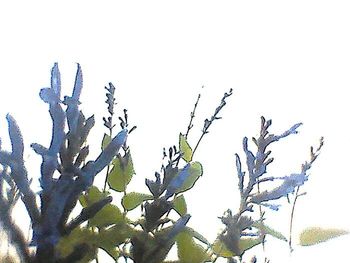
[[0, 64, 347, 263]]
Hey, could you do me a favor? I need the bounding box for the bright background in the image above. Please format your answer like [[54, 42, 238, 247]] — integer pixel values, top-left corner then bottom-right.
[[1, 1, 350, 262]]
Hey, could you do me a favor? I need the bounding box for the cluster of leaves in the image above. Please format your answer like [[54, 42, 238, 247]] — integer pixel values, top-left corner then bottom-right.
[[0, 64, 128, 263], [211, 118, 324, 262], [62, 77, 233, 263], [0, 64, 348, 263]]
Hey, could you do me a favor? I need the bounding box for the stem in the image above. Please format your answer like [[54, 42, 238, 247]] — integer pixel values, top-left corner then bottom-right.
[[193, 88, 232, 158], [256, 182, 266, 251], [103, 129, 113, 192], [185, 88, 202, 139], [289, 186, 300, 253]]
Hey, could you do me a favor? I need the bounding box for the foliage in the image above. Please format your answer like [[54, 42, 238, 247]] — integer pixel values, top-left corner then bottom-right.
[[299, 227, 349, 246], [0, 64, 347, 263]]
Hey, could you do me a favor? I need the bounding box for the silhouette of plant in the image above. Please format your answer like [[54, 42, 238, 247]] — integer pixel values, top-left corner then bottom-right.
[[0, 64, 347, 263]]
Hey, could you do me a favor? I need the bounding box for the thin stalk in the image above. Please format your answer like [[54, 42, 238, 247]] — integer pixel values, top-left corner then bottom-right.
[[192, 88, 232, 157], [256, 182, 266, 251], [103, 128, 113, 192], [288, 186, 300, 252], [185, 88, 202, 139]]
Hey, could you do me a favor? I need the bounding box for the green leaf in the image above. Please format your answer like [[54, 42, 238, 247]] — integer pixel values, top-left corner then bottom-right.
[[212, 236, 263, 257], [98, 222, 134, 247], [176, 161, 203, 194], [56, 227, 98, 263], [108, 151, 135, 192], [97, 222, 134, 259], [253, 222, 287, 242], [239, 237, 263, 253], [101, 133, 112, 150], [212, 238, 234, 258], [299, 227, 349, 246], [122, 192, 153, 211], [79, 186, 109, 208], [184, 227, 210, 247], [173, 195, 187, 216], [89, 204, 123, 228], [179, 133, 193, 162], [176, 230, 211, 263], [131, 231, 171, 263]]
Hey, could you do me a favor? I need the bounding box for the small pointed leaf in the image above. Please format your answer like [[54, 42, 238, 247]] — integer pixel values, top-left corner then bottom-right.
[[238, 237, 263, 253], [212, 238, 234, 258], [89, 204, 123, 228], [122, 192, 153, 211], [108, 151, 135, 192], [213, 236, 263, 257], [176, 230, 211, 263], [176, 161, 203, 194], [97, 222, 134, 259], [79, 186, 109, 208], [101, 133, 112, 150], [184, 227, 210, 247], [299, 227, 349, 246], [173, 194, 187, 216], [56, 227, 97, 263], [253, 222, 287, 242], [179, 133, 193, 162]]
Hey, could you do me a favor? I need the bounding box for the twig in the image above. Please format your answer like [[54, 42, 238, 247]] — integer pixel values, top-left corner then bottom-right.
[[192, 88, 233, 157], [184, 87, 203, 139], [288, 137, 324, 252]]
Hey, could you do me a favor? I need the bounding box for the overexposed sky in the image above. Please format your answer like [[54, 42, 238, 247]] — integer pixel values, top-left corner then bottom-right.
[[1, 1, 350, 262]]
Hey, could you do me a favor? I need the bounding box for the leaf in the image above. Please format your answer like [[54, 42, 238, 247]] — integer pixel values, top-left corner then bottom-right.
[[89, 203, 123, 228], [173, 194, 187, 216], [212, 238, 234, 258], [122, 192, 153, 211], [101, 133, 112, 150], [108, 151, 135, 192], [253, 222, 287, 242], [212, 236, 263, 257], [176, 230, 211, 263], [299, 227, 349, 246], [56, 227, 97, 263], [131, 231, 169, 263], [79, 186, 109, 208], [97, 222, 134, 259], [98, 222, 134, 247], [165, 164, 191, 199], [238, 237, 263, 253], [179, 133, 193, 162], [184, 227, 210, 247], [176, 161, 203, 194]]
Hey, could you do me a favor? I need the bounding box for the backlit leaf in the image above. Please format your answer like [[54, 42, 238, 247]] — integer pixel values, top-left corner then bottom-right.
[[89, 204, 123, 228], [176, 230, 211, 263], [101, 133, 112, 150], [176, 162, 203, 194], [239, 237, 263, 253], [56, 227, 97, 263], [299, 227, 349, 246], [79, 186, 109, 208], [122, 192, 153, 211], [179, 133, 193, 162], [212, 236, 263, 257], [212, 238, 234, 258], [97, 222, 134, 259], [184, 227, 210, 247], [253, 222, 287, 242], [173, 194, 187, 216], [108, 151, 135, 192]]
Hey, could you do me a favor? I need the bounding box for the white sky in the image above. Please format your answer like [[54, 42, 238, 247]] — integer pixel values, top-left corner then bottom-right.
[[1, 1, 350, 262]]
